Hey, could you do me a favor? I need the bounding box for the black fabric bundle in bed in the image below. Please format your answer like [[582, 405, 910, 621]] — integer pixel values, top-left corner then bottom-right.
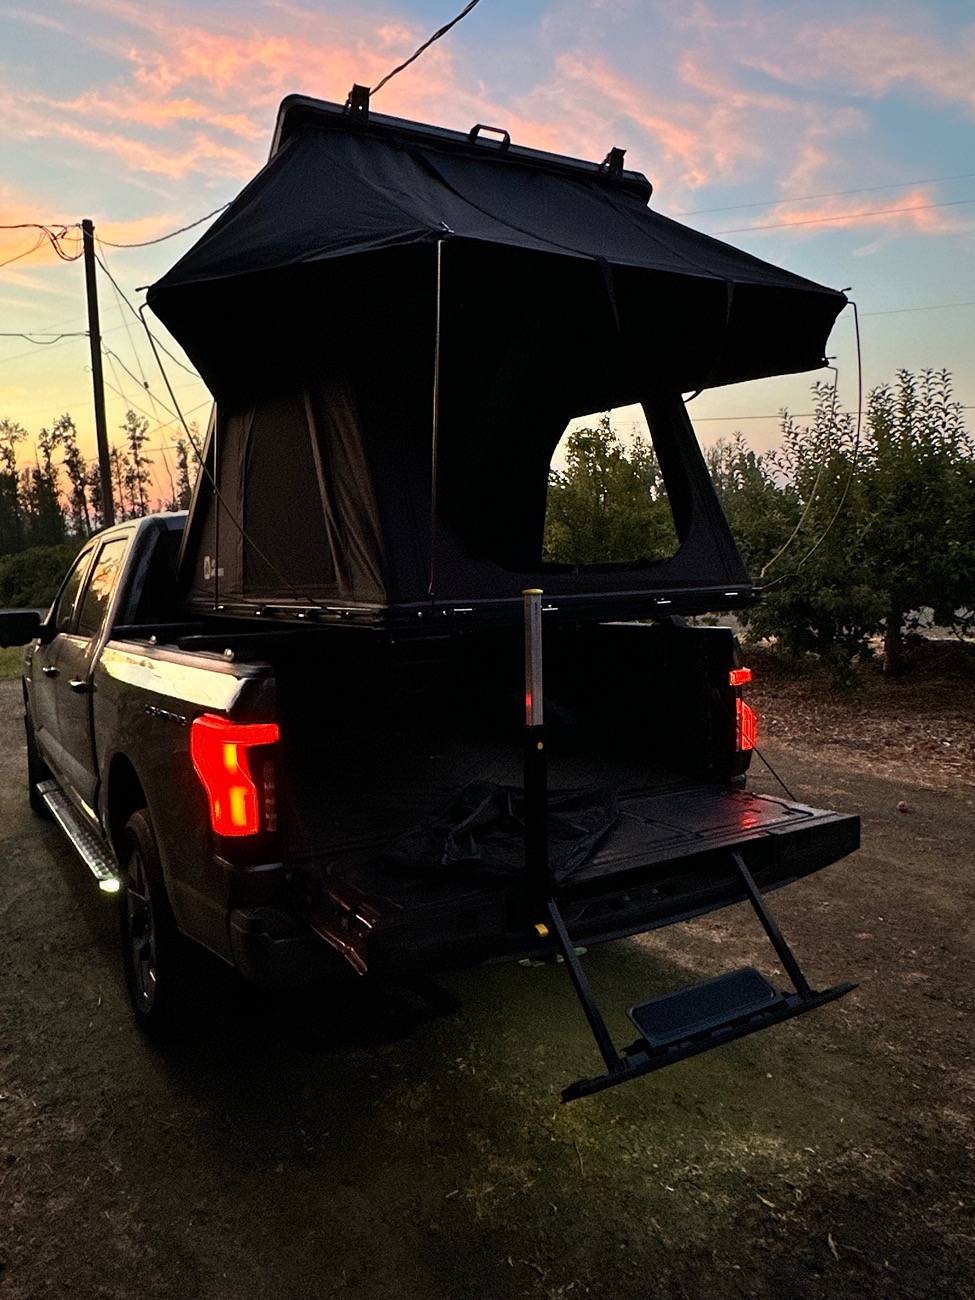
[[384, 782, 619, 881]]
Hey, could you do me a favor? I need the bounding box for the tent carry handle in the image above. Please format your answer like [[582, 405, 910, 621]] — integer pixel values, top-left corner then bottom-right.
[[469, 123, 510, 151]]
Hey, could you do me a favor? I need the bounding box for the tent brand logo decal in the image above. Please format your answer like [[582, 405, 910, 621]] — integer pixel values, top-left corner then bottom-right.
[[202, 555, 225, 581]]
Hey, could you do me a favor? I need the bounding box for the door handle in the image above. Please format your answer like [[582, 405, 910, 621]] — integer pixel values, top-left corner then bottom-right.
[[68, 679, 90, 694], [41, 665, 59, 677]]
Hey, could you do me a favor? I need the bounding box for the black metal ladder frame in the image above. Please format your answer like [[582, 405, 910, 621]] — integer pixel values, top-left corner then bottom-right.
[[544, 852, 855, 1102]]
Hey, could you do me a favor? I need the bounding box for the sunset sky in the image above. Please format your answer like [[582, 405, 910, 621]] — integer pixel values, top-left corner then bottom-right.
[[1, 0, 973, 491]]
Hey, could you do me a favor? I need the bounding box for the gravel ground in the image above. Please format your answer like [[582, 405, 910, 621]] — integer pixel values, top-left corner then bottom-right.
[[1, 674, 973, 1300]]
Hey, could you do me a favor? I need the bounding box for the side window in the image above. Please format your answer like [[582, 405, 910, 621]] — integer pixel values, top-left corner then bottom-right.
[[53, 549, 95, 633], [76, 539, 129, 639]]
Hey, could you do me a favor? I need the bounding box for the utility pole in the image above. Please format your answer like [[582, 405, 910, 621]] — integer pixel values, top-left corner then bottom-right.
[[81, 219, 115, 527]]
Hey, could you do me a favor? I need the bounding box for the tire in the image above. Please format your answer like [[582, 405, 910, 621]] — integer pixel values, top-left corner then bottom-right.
[[24, 711, 51, 819], [118, 809, 188, 1037]]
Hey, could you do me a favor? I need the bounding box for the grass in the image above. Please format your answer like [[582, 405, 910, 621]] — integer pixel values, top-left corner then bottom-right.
[[0, 645, 25, 680]]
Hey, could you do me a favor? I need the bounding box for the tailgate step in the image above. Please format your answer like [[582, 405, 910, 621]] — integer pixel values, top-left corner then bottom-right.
[[629, 966, 784, 1049], [538, 851, 856, 1103]]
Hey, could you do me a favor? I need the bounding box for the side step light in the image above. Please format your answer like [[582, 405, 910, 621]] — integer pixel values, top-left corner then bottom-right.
[[190, 714, 280, 837]]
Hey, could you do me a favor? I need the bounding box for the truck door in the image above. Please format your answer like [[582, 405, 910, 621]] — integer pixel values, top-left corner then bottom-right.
[[28, 543, 96, 773], [55, 534, 131, 817]]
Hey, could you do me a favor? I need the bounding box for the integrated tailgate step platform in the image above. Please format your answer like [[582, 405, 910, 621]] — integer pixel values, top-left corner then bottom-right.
[[548, 850, 855, 1102], [629, 966, 783, 1048]]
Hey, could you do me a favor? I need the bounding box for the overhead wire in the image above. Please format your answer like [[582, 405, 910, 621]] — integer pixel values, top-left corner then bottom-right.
[[0, 232, 48, 271], [713, 197, 975, 235], [679, 170, 975, 216], [758, 364, 841, 579], [95, 204, 231, 248], [92, 251, 201, 378], [0, 331, 87, 343], [371, 0, 483, 96], [759, 301, 864, 591], [97, 237, 150, 388]]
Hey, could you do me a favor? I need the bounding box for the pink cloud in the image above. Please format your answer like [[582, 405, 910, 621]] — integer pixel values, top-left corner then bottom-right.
[[683, 5, 975, 117]]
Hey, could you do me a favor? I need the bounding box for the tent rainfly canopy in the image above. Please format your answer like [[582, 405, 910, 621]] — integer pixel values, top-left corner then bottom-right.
[[149, 94, 847, 627]]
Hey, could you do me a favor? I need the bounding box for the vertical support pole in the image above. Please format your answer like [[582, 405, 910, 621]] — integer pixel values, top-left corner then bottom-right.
[[523, 587, 548, 900], [81, 220, 115, 528], [427, 237, 444, 597]]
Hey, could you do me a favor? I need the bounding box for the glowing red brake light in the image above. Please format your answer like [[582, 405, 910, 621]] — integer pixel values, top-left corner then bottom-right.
[[729, 665, 756, 751], [736, 698, 756, 751], [190, 713, 280, 837]]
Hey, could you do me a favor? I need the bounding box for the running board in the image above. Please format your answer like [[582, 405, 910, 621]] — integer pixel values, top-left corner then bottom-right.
[[36, 779, 121, 893], [544, 850, 856, 1103]]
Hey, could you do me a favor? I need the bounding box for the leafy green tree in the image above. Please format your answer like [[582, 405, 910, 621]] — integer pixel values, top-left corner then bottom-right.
[[543, 416, 676, 564], [85, 460, 105, 531], [0, 543, 79, 608], [110, 446, 126, 521], [734, 371, 973, 674], [120, 409, 152, 517], [174, 436, 197, 510], [49, 413, 91, 537], [24, 426, 67, 547], [0, 418, 27, 554], [860, 369, 975, 672]]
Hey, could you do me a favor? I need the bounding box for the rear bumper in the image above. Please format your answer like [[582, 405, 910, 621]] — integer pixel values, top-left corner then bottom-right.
[[228, 906, 342, 989]]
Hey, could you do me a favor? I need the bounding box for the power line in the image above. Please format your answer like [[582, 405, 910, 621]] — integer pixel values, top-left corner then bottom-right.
[[680, 170, 975, 216], [713, 197, 975, 235], [0, 331, 88, 342], [92, 251, 201, 379], [102, 347, 182, 425], [97, 239, 149, 390], [95, 203, 231, 248], [862, 299, 975, 317], [0, 321, 130, 366], [371, 0, 483, 96], [0, 232, 47, 271]]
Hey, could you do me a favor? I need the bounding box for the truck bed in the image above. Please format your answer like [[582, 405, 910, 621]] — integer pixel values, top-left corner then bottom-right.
[[308, 782, 858, 976]]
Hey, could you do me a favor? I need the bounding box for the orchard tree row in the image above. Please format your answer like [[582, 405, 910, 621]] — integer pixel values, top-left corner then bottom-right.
[[544, 368, 975, 674]]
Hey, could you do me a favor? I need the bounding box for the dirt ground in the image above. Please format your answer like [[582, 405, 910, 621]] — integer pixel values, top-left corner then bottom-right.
[[1, 669, 973, 1300]]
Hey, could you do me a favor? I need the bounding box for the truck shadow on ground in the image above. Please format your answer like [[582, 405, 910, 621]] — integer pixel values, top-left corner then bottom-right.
[[39, 826, 974, 1300]]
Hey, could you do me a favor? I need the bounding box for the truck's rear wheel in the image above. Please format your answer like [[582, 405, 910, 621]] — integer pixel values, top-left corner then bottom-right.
[[119, 809, 186, 1036]]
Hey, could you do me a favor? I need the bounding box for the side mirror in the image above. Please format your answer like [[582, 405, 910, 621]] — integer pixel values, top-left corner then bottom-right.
[[0, 610, 42, 647]]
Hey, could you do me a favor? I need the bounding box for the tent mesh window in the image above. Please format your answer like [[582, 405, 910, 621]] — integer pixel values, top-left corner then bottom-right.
[[543, 407, 679, 568]]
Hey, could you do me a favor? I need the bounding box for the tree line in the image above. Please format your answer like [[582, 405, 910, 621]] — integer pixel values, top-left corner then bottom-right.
[[0, 409, 198, 553], [545, 368, 975, 674], [0, 409, 199, 608]]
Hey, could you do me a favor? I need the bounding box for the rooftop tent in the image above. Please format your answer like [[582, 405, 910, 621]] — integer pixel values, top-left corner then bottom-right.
[[148, 95, 847, 625]]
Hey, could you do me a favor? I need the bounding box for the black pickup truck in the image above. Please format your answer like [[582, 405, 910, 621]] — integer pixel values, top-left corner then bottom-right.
[[1, 96, 860, 1101]]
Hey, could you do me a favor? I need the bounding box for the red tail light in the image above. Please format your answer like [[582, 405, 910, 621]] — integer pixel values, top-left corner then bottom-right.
[[190, 714, 280, 837], [736, 698, 756, 751], [730, 665, 756, 751]]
